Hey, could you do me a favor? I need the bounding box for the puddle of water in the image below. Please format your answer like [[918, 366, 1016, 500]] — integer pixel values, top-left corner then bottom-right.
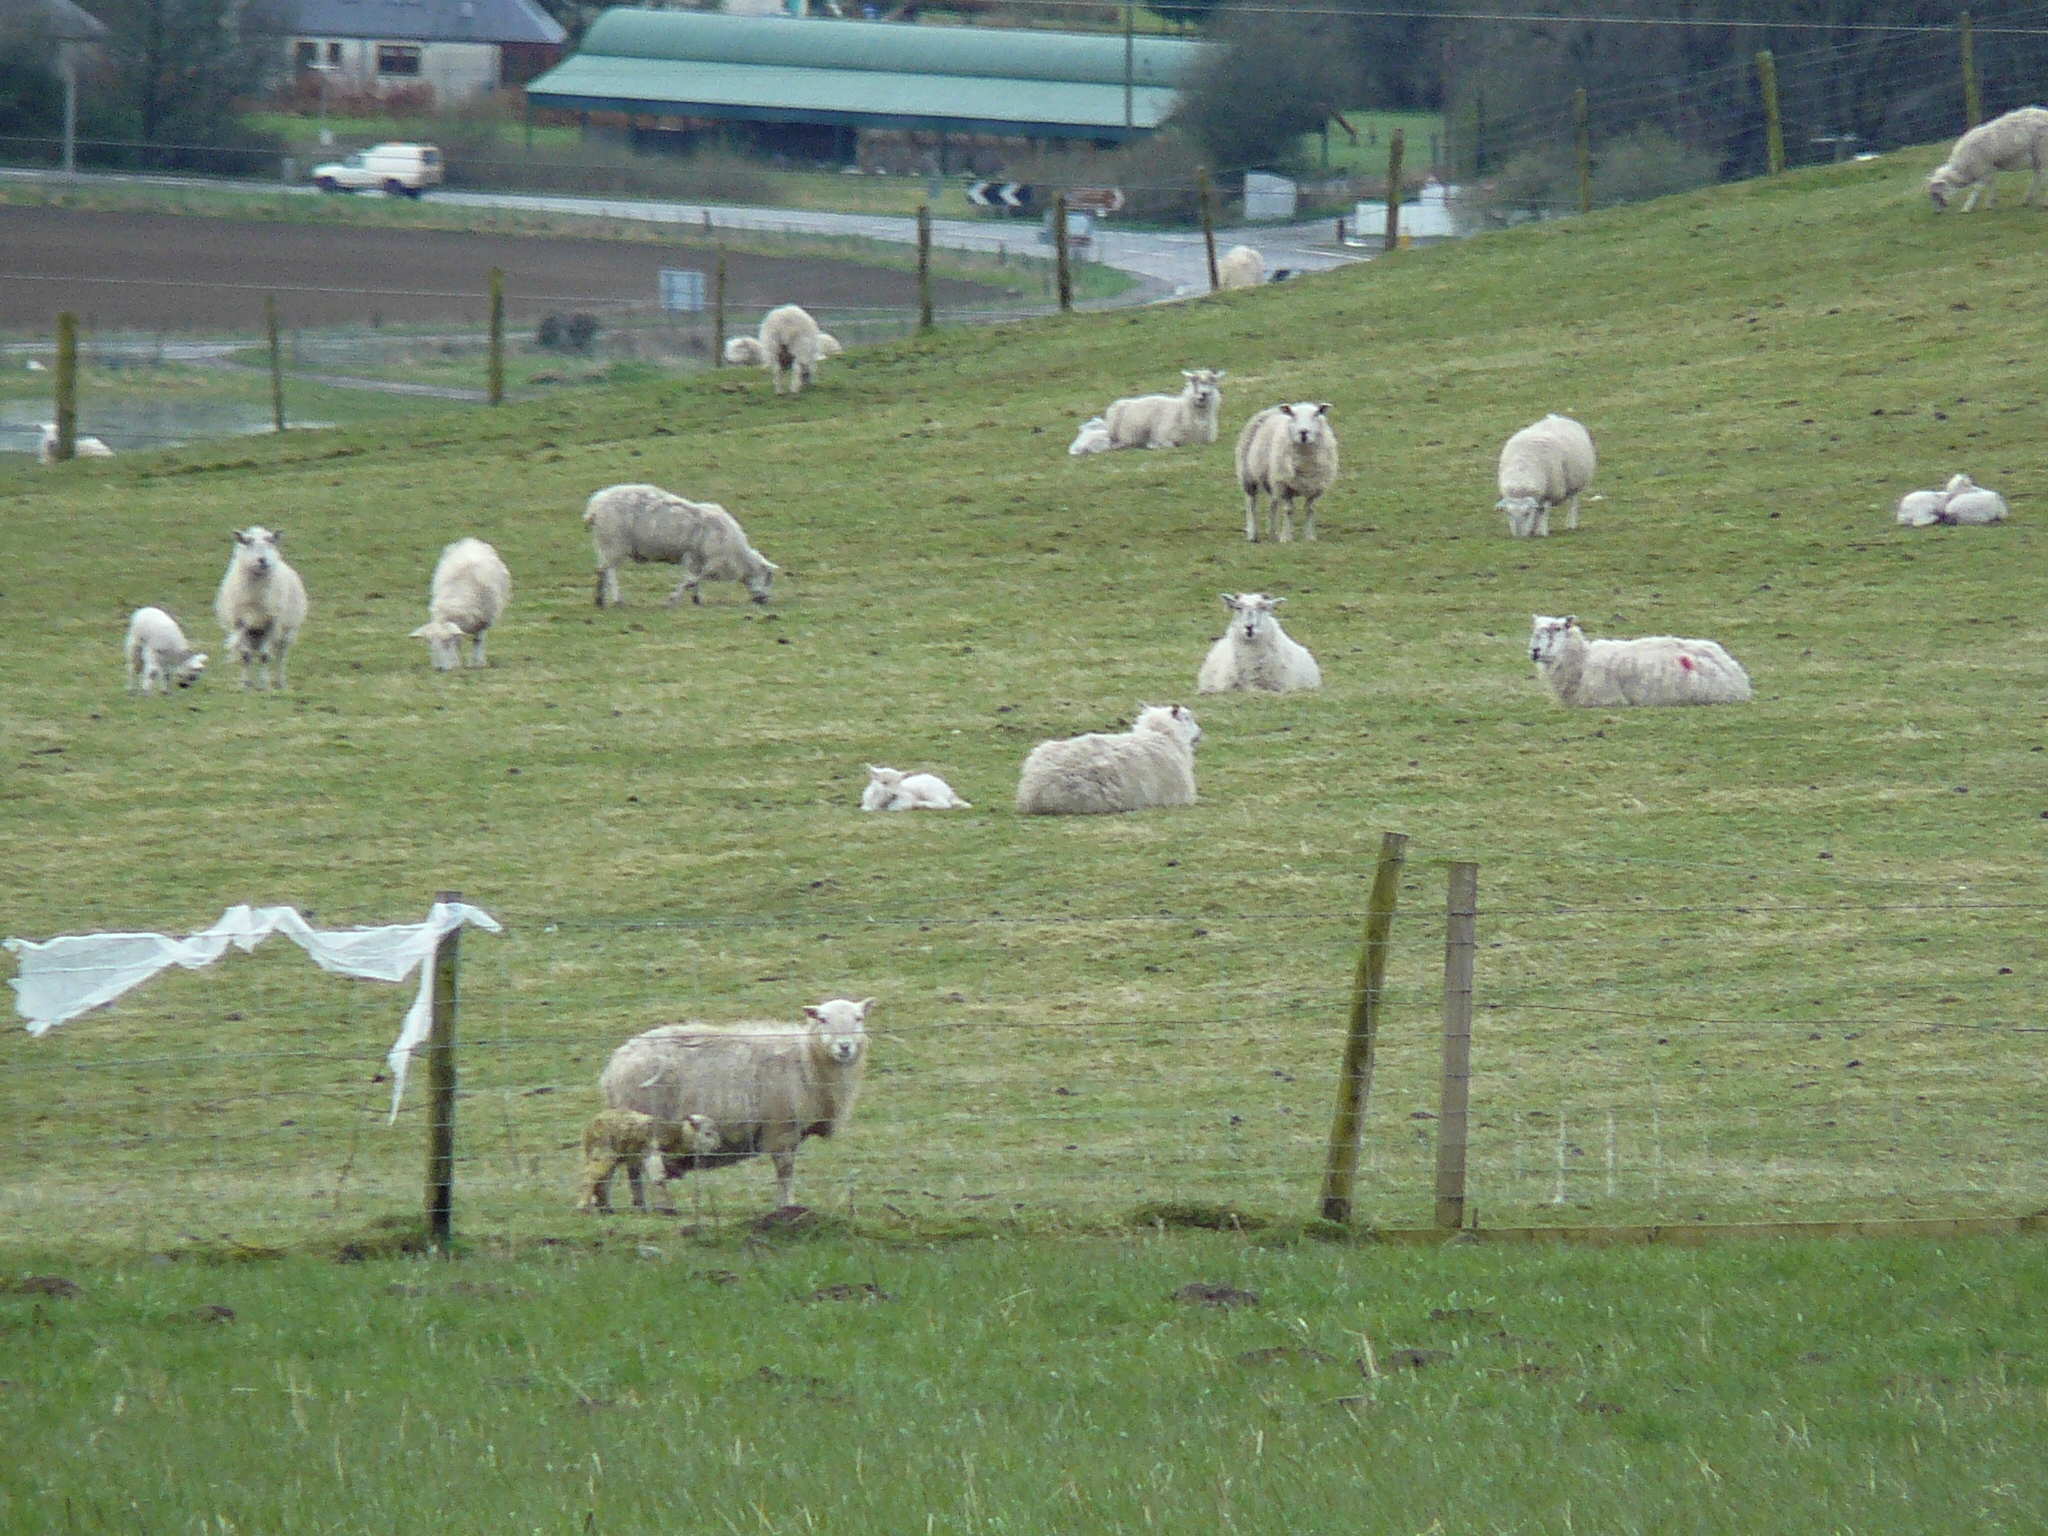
[[0, 400, 331, 456]]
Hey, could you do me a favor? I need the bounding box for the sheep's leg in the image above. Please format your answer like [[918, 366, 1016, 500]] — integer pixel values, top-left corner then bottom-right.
[[272, 636, 290, 690], [1565, 494, 1580, 531], [1276, 493, 1295, 543], [126, 656, 143, 694], [578, 1155, 611, 1214], [1534, 505, 1550, 538], [1303, 496, 1318, 542], [1244, 491, 1261, 542], [667, 562, 703, 606], [771, 1149, 796, 1209], [2027, 166, 2046, 206], [469, 633, 487, 668], [625, 1156, 647, 1212], [1963, 181, 1985, 212], [642, 1150, 675, 1214]]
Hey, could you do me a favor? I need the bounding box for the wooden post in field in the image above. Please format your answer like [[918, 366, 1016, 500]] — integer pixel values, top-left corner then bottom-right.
[[916, 203, 934, 331], [1053, 193, 1074, 313], [713, 247, 727, 366], [1433, 862, 1478, 1230], [1960, 11, 1981, 129], [1318, 831, 1408, 1224], [1574, 87, 1592, 214], [1383, 128, 1405, 253], [1197, 166, 1219, 291], [52, 311, 77, 461], [485, 267, 504, 406], [264, 294, 285, 433], [1756, 50, 1784, 175], [424, 891, 464, 1250]]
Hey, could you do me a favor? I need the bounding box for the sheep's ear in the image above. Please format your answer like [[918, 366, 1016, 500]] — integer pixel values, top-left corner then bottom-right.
[[409, 625, 431, 639], [1565, 615, 1579, 629], [233, 530, 250, 545], [803, 1006, 824, 1023], [1213, 369, 1225, 379], [1183, 370, 1196, 380], [1316, 403, 1331, 417], [189, 654, 208, 668], [854, 998, 874, 1020], [1220, 592, 1237, 608], [1269, 596, 1285, 608]]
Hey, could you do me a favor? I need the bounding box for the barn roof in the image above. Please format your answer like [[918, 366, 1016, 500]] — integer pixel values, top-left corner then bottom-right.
[[524, 10, 1211, 141], [283, 0, 565, 46]]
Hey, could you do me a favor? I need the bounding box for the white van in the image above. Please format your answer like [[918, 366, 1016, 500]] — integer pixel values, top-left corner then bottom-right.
[[311, 142, 444, 198]]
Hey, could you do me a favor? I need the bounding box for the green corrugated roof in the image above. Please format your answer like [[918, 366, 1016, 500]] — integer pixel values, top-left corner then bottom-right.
[[525, 10, 1209, 139]]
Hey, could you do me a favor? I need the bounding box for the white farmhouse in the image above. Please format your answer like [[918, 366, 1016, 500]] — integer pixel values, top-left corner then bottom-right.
[[283, 0, 566, 108]]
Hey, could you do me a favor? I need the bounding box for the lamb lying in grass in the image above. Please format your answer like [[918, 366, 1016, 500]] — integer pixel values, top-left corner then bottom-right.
[[1895, 473, 2010, 526], [1927, 106, 2048, 211], [1528, 614, 1750, 707], [1197, 593, 1320, 693], [1016, 705, 1201, 814], [860, 766, 971, 810], [124, 607, 207, 694], [37, 423, 113, 462], [1069, 370, 1225, 455]]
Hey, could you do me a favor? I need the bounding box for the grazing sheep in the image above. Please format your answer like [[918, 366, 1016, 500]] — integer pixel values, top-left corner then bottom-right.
[[598, 998, 873, 1210], [1939, 472, 2009, 525], [1016, 705, 1201, 815], [36, 423, 113, 463], [723, 304, 835, 393], [1068, 369, 1226, 455], [1215, 245, 1263, 290], [1496, 415, 1597, 538], [213, 526, 308, 690], [577, 1108, 718, 1214], [1927, 106, 2048, 211], [123, 607, 207, 694], [860, 766, 971, 810], [1236, 402, 1339, 542], [1197, 593, 1321, 694], [410, 537, 510, 671], [583, 483, 778, 607], [1528, 614, 1751, 708]]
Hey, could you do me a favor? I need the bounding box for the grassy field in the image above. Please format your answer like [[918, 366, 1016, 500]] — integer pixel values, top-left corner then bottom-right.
[[1305, 112, 1447, 179], [1, 146, 2044, 1262]]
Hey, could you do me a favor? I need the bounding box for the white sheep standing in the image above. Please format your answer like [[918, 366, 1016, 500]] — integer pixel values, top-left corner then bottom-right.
[[722, 304, 838, 393], [1068, 369, 1225, 455], [1214, 245, 1263, 290], [1016, 705, 1201, 815], [37, 423, 114, 463], [1236, 402, 1339, 542], [583, 483, 778, 607], [598, 998, 872, 1210], [1197, 593, 1321, 694], [409, 537, 510, 670], [1938, 472, 2009, 525], [213, 526, 308, 690], [123, 607, 207, 694], [577, 1108, 719, 1214], [1528, 614, 1751, 708], [1496, 414, 1597, 538], [860, 766, 971, 810], [1927, 106, 2048, 211]]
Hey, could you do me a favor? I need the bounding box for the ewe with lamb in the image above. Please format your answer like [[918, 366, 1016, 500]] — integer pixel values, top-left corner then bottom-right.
[[723, 304, 841, 394], [1068, 369, 1225, 455]]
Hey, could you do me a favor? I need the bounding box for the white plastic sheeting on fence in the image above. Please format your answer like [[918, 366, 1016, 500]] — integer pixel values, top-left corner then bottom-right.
[[4, 902, 501, 1118]]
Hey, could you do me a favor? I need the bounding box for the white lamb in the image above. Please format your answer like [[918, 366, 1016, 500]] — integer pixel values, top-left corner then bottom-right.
[[723, 304, 837, 393], [1215, 244, 1263, 290], [1927, 106, 2048, 211], [1496, 414, 1597, 538], [1938, 472, 2009, 525], [1894, 489, 1948, 527], [1016, 705, 1201, 815], [583, 483, 778, 607], [1236, 402, 1339, 542], [860, 766, 971, 811], [1528, 614, 1751, 708], [1068, 369, 1225, 455], [214, 526, 308, 690], [1197, 593, 1321, 694], [36, 423, 113, 463], [409, 537, 510, 670], [123, 607, 207, 694]]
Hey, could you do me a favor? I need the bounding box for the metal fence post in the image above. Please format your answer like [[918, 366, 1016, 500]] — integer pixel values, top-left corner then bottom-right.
[[1756, 50, 1785, 175], [1319, 832, 1408, 1223], [1434, 863, 1478, 1230], [53, 311, 77, 462], [425, 890, 463, 1250], [1383, 128, 1405, 253]]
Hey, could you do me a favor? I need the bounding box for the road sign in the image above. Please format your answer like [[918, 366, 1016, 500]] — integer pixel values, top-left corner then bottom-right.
[[659, 268, 706, 313], [967, 180, 1033, 210], [1067, 186, 1125, 216]]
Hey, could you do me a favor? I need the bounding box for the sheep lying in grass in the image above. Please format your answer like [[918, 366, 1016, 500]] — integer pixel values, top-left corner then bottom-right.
[[36, 423, 113, 463], [577, 1108, 719, 1214], [1496, 415, 1597, 538], [1068, 370, 1225, 455], [1197, 593, 1321, 693], [214, 526, 308, 690], [584, 483, 778, 606], [123, 607, 207, 694], [410, 537, 510, 670], [860, 766, 971, 810], [1528, 614, 1750, 707], [723, 304, 838, 393], [1927, 106, 2048, 211], [1895, 473, 2010, 526], [1236, 403, 1338, 542], [1215, 245, 1263, 290], [599, 998, 872, 1210], [1016, 705, 1201, 815]]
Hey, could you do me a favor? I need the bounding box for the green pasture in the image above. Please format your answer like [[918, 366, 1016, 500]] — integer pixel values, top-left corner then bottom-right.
[[1305, 112, 1447, 179], [0, 146, 2044, 1261]]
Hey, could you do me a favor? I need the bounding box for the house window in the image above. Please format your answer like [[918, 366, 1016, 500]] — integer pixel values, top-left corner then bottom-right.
[[295, 40, 318, 69], [376, 44, 422, 76], [326, 41, 342, 65]]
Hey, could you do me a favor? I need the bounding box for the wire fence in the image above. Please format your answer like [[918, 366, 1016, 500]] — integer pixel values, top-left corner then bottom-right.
[[3, 855, 2042, 1251]]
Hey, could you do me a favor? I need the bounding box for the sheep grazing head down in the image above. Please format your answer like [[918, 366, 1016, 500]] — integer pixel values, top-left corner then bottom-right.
[[1496, 492, 1542, 520], [1222, 592, 1283, 643], [410, 619, 466, 671], [744, 559, 779, 605], [232, 526, 283, 578], [1280, 402, 1331, 446], [1926, 169, 1959, 211], [1183, 368, 1224, 409], [803, 997, 872, 1066], [172, 652, 209, 688], [1528, 614, 1579, 665]]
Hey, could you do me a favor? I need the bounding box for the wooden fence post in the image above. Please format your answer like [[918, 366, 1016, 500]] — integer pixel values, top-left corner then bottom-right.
[[1574, 87, 1592, 214], [1197, 167, 1219, 292], [1960, 10, 1981, 129], [52, 311, 76, 462], [1319, 831, 1409, 1224], [713, 247, 727, 366], [1383, 128, 1405, 253], [424, 890, 464, 1250], [264, 294, 285, 433], [485, 268, 504, 406], [1433, 862, 1478, 1230], [916, 203, 934, 331], [1756, 50, 1784, 175], [1053, 194, 1073, 313]]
